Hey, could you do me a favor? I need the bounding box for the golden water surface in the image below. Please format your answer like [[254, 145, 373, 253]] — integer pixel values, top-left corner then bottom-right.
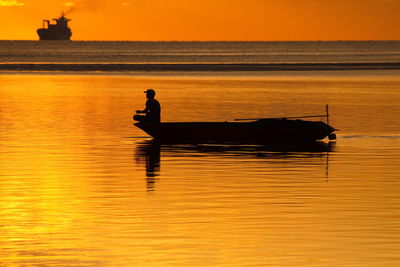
[[1, 71, 400, 266]]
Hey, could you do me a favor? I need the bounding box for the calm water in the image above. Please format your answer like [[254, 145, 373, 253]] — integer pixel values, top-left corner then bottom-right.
[[1, 40, 400, 63], [1, 70, 400, 266]]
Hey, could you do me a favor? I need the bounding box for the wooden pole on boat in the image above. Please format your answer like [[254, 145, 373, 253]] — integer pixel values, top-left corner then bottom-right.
[[326, 104, 330, 125], [235, 114, 328, 121], [235, 105, 332, 122]]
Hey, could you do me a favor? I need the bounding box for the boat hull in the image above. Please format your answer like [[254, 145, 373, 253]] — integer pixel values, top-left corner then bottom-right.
[[134, 119, 336, 144], [37, 28, 72, 40]]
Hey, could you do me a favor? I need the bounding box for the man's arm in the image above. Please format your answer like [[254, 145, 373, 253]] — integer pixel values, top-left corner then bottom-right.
[[136, 102, 150, 114], [136, 108, 146, 114]]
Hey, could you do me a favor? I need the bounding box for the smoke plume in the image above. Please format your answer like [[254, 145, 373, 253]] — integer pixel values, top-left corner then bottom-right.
[[64, 0, 104, 15]]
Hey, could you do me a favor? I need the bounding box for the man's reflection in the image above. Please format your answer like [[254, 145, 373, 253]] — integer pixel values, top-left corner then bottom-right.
[[135, 141, 161, 191]]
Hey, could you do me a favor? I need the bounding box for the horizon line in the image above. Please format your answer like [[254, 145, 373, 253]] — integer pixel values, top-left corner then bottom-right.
[[1, 39, 400, 42]]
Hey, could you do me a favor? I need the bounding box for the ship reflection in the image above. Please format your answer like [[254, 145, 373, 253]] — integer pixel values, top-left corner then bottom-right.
[[135, 140, 335, 190]]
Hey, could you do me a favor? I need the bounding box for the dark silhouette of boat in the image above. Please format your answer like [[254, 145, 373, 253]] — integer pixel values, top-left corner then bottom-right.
[[134, 118, 336, 144], [37, 13, 72, 40]]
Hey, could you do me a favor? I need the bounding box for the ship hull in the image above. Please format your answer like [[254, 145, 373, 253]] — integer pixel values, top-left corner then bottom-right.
[[37, 28, 72, 40]]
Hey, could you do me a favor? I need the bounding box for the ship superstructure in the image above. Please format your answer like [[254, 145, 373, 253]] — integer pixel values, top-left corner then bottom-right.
[[37, 13, 72, 40]]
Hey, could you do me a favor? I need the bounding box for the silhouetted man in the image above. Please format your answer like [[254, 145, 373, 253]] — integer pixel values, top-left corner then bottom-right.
[[134, 89, 161, 123]]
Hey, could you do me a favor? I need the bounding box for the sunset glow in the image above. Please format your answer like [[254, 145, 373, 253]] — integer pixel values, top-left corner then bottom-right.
[[0, 1, 399, 41]]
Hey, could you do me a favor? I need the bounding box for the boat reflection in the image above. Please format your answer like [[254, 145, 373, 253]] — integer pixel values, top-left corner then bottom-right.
[[135, 140, 335, 190]]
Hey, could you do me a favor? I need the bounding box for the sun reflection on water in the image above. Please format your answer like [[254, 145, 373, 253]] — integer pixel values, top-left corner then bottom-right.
[[1, 73, 400, 266]]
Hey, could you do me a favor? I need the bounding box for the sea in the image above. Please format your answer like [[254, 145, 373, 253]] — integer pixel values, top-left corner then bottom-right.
[[1, 41, 400, 266]]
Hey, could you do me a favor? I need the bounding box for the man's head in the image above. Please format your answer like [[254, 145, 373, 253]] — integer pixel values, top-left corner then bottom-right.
[[144, 89, 156, 99]]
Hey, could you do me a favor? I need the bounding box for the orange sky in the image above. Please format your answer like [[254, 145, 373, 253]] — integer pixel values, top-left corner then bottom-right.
[[0, 0, 399, 40]]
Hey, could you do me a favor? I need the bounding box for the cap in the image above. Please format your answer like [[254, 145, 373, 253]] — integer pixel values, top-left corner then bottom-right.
[[144, 89, 156, 95]]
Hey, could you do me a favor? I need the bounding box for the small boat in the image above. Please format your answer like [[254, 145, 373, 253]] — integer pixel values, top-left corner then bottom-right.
[[134, 118, 336, 144]]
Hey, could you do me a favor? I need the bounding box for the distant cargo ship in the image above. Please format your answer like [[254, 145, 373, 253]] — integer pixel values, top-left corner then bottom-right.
[[37, 13, 72, 40]]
